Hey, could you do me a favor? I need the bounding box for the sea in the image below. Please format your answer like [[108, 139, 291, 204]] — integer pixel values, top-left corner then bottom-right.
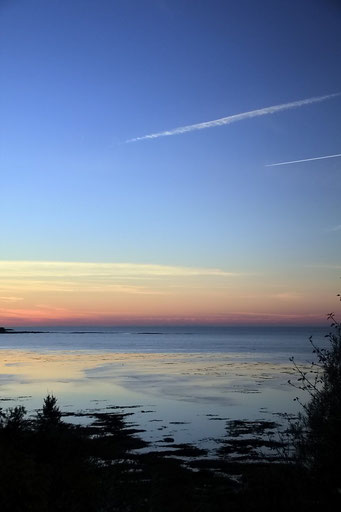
[[0, 325, 329, 454]]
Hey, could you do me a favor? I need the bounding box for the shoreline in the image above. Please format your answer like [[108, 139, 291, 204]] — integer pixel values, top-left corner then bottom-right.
[[0, 395, 337, 511]]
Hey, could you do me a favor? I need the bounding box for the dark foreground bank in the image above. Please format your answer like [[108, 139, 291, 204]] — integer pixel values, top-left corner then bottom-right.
[[0, 395, 340, 512]]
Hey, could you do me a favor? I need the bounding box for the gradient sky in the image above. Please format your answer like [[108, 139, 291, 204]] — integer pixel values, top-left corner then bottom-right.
[[1, 0, 340, 325]]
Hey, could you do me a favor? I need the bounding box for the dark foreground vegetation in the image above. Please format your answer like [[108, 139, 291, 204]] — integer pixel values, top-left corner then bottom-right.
[[0, 310, 340, 512]]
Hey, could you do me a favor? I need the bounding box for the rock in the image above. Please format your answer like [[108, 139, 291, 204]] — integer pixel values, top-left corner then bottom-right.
[[0, 327, 13, 333]]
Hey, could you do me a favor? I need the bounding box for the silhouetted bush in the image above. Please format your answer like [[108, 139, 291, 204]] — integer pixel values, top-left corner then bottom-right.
[[36, 394, 62, 430], [0, 394, 154, 511], [290, 300, 341, 490], [1, 406, 28, 432]]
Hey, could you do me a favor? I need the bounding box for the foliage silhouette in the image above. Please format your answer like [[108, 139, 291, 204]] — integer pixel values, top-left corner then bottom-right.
[[36, 394, 62, 430], [289, 297, 341, 490], [0, 405, 27, 432]]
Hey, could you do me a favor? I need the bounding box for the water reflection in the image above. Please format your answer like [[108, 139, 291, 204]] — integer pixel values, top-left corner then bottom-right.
[[0, 350, 304, 450]]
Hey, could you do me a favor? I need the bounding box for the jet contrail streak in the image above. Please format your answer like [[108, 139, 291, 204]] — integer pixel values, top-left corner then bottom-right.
[[266, 153, 341, 167], [126, 92, 340, 143]]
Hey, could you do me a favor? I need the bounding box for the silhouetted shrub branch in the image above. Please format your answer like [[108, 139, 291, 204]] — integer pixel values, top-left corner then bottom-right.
[[289, 297, 341, 490]]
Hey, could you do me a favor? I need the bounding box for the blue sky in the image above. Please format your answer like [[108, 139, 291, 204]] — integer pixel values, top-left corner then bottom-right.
[[1, 0, 340, 324]]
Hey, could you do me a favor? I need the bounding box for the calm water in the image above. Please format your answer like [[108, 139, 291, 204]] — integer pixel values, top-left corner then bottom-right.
[[0, 325, 327, 360], [0, 326, 328, 453]]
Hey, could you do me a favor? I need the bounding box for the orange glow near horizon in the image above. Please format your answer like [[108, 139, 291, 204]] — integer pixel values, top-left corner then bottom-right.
[[0, 261, 338, 326]]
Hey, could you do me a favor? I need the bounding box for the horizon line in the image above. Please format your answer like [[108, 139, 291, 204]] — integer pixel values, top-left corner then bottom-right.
[[4, 321, 330, 329]]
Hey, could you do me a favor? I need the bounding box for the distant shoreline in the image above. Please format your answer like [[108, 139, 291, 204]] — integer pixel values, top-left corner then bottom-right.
[[0, 327, 46, 334]]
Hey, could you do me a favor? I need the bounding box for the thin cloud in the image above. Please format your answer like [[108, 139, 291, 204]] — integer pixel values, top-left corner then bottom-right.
[[0, 296, 24, 303], [266, 153, 341, 167], [240, 292, 301, 301], [0, 261, 238, 279], [324, 224, 341, 233], [126, 92, 340, 142], [305, 264, 341, 270], [0, 261, 240, 294], [329, 224, 341, 232]]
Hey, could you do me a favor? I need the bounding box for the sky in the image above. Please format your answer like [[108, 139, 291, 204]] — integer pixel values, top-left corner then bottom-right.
[[0, 0, 340, 326]]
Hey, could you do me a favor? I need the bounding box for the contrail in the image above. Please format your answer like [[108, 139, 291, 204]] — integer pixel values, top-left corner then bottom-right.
[[126, 92, 340, 143], [266, 153, 341, 167]]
